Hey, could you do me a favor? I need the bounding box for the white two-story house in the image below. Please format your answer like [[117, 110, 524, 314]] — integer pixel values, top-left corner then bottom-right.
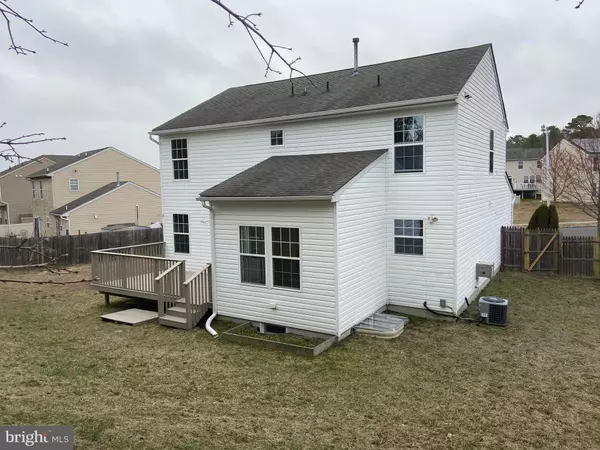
[[94, 43, 512, 336]]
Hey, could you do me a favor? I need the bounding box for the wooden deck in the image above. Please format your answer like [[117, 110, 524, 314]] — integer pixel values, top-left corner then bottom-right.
[[91, 242, 212, 329]]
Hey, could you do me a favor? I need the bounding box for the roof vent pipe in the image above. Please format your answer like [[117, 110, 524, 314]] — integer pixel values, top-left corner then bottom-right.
[[352, 37, 359, 76], [291, 84, 294, 97], [377, 74, 381, 87], [116, 172, 120, 186], [326, 81, 330, 92]]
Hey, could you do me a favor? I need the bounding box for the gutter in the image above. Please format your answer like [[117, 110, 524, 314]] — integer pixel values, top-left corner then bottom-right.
[[151, 94, 458, 136], [197, 195, 334, 202], [199, 199, 218, 337]]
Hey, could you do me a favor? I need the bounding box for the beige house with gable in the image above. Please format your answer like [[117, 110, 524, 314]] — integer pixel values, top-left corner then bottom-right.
[[28, 147, 162, 235]]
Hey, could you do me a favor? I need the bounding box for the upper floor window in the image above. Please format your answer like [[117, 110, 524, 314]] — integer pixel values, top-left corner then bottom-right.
[[394, 116, 424, 173], [489, 130, 494, 173], [518, 160, 523, 169], [173, 214, 190, 253], [31, 181, 36, 199], [270, 130, 284, 146], [394, 219, 424, 255], [39, 181, 44, 199], [171, 139, 189, 180], [69, 178, 79, 191], [537, 160, 543, 169]]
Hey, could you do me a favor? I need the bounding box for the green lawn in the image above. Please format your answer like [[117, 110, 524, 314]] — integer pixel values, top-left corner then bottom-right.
[[1, 268, 600, 449]]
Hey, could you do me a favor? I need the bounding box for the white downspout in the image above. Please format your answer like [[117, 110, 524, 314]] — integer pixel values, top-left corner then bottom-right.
[[200, 199, 218, 337], [148, 134, 159, 145]]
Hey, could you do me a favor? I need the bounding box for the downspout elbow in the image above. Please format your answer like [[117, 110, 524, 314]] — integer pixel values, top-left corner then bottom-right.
[[148, 133, 159, 145]]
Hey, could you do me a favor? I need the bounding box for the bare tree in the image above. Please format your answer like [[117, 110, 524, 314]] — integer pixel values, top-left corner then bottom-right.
[[534, 141, 579, 203], [0, 0, 67, 164]]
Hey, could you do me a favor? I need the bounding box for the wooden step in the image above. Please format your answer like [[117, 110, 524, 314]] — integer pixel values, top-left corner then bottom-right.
[[158, 314, 189, 330], [166, 306, 187, 318]]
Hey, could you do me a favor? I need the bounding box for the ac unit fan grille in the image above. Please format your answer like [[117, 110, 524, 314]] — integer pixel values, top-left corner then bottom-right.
[[488, 304, 507, 325]]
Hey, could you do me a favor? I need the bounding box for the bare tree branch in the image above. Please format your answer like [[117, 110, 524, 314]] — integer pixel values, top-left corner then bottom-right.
[[0, 0, 67, 55], [0, 277, 91, 284], [0, 123, 66, 163], [575, 0, 586, 8], [209, 0, 320, 91]]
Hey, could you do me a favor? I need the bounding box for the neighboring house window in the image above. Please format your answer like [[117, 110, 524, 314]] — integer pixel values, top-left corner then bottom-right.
[[173, 214, 190, 253], [171, 138, 189, 180], [537, 160, 543, 169], [271, 227, 300, 289], [69, 178, 79, 191], [489, 130, 494, 173], [239, 226, 266, 285], [394, 219, 424, 255], [394, 115, 424, 173], [518, 160, 523, 169], [524, 176, 531, 184], [270, 130, 284, 146], [536, 175, 542, 183], [39, 181, 43, 199], [46, 216, 50, 229], [31, 181, 36, 199]]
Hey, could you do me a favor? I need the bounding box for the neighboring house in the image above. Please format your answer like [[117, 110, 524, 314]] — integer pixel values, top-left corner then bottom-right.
[[27, 147, 161, 235], [541, 138, 600, 204], [0, 154, 73, 225], [505, 147, 544, 198], [93, 43, 513, 335]]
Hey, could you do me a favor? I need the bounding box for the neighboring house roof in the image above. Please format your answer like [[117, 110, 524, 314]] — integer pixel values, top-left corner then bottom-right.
[[506, 148, 545, 161], [28, 148, 108, 179], [154, 44, 496, 132], [0, 154, 73, 179], [50, 181, 160, 216], [570, 138, 600, 154], [200, 149, 387, 200]]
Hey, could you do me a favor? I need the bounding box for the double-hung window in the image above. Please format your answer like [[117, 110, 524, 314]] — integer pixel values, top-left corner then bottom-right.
[[31, 181, 36, 199], [239, 226, 266, 285], [537, 160, 543, 169], [270, 130, 284, 146], [69, 178, 79, 191], [518, 160, 523, 169], [394, 115, 424, 173], [272, 227, 300, 289], [173, 214, 190, 253], [39, 181, 44, 199], [394, 219, 424, 255], [489, 130, 494, 173], [171, 139, 189, 180]]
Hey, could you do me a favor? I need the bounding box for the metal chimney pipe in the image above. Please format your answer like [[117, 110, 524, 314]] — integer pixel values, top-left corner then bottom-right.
[[116, 171, 120, 186], [352, 37, 359, 75]]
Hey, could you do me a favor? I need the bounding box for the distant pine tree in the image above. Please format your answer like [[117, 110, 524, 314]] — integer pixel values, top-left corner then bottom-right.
[[527, 204, 552, 229]]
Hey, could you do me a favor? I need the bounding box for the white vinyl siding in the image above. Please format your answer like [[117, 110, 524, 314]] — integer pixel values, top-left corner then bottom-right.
[[455, 48, 513, 310], [212, 201, 336, 335], [337, 156, 387, 334]]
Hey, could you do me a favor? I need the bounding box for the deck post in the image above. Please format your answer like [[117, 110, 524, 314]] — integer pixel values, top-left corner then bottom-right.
[[594, 238, 600, 277], [104, 293, 110, 305]]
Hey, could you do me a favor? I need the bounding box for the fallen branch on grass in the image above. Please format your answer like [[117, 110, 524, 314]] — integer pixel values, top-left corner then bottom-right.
[[0, 278, 92, 285]]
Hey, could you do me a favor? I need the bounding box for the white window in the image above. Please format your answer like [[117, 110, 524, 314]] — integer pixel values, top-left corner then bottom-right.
[[69, 178, 79, 191], [270, 130, 284, 146], [271, 227, 300, 289], [39, 181, 43, 199], [537, 160, 543, 169], [173, 214, 190, 253], [394, 219, 424, 255], [31, 181, 36, 199], [394, 116, 424, 173], [171, 138, 189, 180], [46, 216, 50, 229], [518, 160, 523, 169], [239, 226, 266, 285]]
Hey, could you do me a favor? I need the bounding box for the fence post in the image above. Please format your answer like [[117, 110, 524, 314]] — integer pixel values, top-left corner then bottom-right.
[[523, 229, 530, 271], [594, 239, 600, 277]]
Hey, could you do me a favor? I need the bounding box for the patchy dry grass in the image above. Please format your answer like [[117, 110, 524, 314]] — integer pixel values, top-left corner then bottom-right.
[[514, 200, 594, 225], [1, 267, 600, 449]]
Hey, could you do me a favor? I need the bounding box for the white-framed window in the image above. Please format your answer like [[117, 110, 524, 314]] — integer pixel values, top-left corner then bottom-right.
[[489, 130, 494, 173], [518, 160, 523, 169], [69, 178, 79, 191], [537, 160, 543, 169], [394, 219, 424, 255], [46, 216, 50, 229], [171, 138, 189, 180], [394, 115, 424, 173], [39, 181, 44, 199], [536, 175, 542, 183], [271, 227, 300, 289], [173, 214, 190, 253], [239, 226, 266, 285], [31, 181, 36, 199], [270, 130, 284, 146]]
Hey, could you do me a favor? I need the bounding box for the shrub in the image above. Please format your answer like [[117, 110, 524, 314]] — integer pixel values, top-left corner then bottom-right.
[[527, 204, 559, 230], [548, 204, 560, 229]]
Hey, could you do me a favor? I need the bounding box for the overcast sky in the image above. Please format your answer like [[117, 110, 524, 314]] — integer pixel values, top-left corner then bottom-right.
[[1, 0, 598, 170]]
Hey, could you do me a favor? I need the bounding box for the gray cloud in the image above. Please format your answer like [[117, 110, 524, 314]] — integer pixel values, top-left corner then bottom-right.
[[1, 0, 598, 171]]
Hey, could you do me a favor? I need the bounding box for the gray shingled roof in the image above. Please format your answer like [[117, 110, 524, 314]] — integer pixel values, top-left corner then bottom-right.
[[154, 44, 493, 132], [200, 150, 387, 199], [50, 181, 129, 215], [506, 148, 544, 161], [28, 148, 108, 179], [0, 154, 74, 178], [571, 138, 600, 154]]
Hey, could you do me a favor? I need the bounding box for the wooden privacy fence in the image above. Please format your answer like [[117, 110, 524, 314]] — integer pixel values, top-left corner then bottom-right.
[[501, 226, 600, 276], [0, 228, 163, 267]]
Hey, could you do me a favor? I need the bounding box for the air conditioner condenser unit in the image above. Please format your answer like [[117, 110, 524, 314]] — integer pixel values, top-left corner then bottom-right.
[[479, 296, 508, 326]]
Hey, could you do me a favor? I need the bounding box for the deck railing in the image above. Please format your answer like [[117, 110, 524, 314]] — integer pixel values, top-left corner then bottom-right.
[[155, 260, 186, 317], [184, 264, 212, 328], [96, 242, 165, 257]]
